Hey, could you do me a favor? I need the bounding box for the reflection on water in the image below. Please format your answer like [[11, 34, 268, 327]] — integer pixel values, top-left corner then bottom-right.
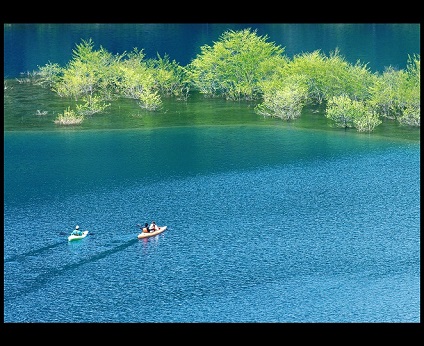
[[4, 79, 420, 142]]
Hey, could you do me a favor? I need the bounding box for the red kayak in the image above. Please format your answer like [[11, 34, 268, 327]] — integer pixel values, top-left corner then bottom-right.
[[137, 226, 167, 239]]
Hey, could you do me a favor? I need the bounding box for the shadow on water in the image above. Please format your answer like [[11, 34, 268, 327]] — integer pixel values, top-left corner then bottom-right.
[[4, 241, 65, 263], [4, 237, 139, 302]]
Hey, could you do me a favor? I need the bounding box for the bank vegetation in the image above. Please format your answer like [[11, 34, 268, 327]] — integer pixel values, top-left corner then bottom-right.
[[16, 29, 421, 131]]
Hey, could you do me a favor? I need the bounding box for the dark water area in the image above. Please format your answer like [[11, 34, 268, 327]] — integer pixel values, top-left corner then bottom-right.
[[4, 23, 420, 78]]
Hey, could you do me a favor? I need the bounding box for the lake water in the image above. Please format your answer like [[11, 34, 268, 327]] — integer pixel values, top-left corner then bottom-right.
[[3, 125, 420, 322], [3, 23, 420, 323]]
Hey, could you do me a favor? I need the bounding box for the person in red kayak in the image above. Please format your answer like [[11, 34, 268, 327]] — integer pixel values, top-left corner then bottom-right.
[[149, 221, 158, 232], [142, 223, 149, 233]]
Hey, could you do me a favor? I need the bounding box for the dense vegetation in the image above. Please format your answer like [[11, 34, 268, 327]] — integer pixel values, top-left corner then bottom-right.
[[12, 28, 421, 131]]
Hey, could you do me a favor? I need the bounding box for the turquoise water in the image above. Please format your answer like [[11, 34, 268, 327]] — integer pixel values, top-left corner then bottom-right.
[[4, 126, 420, 322], [3, 22, 420, 323]]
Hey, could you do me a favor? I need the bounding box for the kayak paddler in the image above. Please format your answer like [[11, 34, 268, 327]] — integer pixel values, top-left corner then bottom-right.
[[71, 225, 83, 236]]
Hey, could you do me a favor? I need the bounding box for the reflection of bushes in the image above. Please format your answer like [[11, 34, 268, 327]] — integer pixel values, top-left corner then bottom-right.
[[76, 95, 110, 116], [54, 106, 84, 125]]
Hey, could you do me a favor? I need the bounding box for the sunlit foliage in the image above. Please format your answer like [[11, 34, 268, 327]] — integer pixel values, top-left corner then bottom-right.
[[367, 54, 420, 127], [28, 32, 420, 131], [146, 53, 191, 100], [187, 28, 286, 100], [255, 74, 308, 120], [326, 95, 381, 132]]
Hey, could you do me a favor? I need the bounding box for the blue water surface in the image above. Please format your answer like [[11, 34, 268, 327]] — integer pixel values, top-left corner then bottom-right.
[[3, 126, 420, 322]]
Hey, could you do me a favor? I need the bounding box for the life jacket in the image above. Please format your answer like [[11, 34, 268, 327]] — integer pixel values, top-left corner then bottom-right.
[[142, 227, 149, 233]]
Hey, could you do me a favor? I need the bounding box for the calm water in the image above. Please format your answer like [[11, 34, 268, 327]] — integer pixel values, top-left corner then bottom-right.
[[3, 126, 420, 322], [3, 23, 420, 323], [4, 23, 420, 78]]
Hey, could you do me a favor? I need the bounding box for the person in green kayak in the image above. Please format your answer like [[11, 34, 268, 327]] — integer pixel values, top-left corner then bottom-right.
[[71, 225, 83, 236]]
